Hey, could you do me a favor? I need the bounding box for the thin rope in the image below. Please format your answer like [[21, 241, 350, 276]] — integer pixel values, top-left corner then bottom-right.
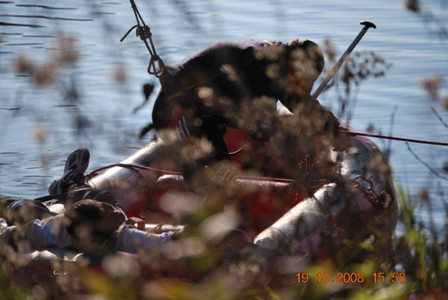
[[87, 163, 180, 178], [86, 162, 307, 183], [121, 0, 165, 77], [345, 130, 448, 147]]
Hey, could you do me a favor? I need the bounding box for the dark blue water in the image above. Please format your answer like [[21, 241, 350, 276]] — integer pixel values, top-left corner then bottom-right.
[[1, 0, 447, 229]]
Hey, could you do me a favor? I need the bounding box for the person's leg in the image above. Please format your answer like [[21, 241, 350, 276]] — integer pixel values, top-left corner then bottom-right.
[[48, 148, 90, 196], [3, 198, 56, 225]]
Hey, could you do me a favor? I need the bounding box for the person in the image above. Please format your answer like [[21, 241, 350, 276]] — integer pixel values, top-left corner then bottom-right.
[[0, 198, 182, 255], [139, 39, 344, 180], [1, 147, 184, 258], [2, 148, 123, 226], [47, 148, 120, 208], [47, 147, 91, 198]]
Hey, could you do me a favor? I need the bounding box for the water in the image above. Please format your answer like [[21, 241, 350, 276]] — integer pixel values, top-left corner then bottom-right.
[[1, 0, 447, 229]]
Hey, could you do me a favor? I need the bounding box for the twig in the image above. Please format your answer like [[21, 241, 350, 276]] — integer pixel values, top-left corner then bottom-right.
[[431, 106, 448, 129], [405, 141, 448, 181]]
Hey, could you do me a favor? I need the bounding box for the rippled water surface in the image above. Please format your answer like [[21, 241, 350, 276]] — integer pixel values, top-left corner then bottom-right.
[[1, 0, 447, 228]]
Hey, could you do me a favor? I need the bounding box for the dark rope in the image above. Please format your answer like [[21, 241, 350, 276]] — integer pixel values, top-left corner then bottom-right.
[[121, 0, 165, 77], [345, 130, 448, 147], [87, 163, 181, 179], [86, 162, 303, 183], [34, 187, 100, 202]]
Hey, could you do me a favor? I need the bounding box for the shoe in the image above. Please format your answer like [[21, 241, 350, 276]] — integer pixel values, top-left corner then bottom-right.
[[48, 148, 90, 196], [64, 148, 90, 175]]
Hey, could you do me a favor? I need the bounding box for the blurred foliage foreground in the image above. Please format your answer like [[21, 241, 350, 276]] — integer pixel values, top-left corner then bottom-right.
[[0, 35, 447, 300]]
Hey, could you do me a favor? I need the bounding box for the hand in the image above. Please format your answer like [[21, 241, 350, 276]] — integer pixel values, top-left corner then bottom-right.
[[321, 110, 340, 135], [125, 217, 146, 230], [332, 126, 352, 152], [307, 98, 351, 151], [171, 230, 184, 240]]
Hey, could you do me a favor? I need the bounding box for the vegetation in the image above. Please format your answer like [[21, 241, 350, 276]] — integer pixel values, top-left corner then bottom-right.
[[1, 0, 447, 299]]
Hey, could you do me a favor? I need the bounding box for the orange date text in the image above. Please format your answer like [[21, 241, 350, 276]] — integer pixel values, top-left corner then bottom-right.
[[296, 272, 407, 284]]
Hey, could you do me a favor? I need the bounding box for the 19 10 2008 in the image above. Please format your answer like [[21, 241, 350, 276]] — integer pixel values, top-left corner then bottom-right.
[[296, 271, 407, 284]]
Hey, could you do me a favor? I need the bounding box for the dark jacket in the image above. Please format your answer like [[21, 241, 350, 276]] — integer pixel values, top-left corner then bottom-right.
[[147, 40, 339, 164]]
